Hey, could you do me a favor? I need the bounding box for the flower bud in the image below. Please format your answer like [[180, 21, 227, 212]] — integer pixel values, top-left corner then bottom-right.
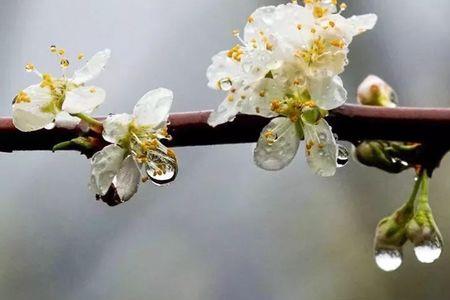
[[357, 75, 397, 107], [354, 141, 410, 173], [373, 213, 409, 272], [407, 213, 443, 264]]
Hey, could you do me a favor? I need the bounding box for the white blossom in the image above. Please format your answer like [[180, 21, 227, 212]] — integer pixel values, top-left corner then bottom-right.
[[90, 88, 178, 206], [12, 48, 110, 132], [207, 0, 376, 175]]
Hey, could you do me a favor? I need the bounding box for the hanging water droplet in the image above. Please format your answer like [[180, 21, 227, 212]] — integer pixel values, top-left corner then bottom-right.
[[414, 240, 442, 264], [375, 249, 402, 272], [218, 78, 233, 91], [337, 144, 349, 168], [147, 162, 178, 186]]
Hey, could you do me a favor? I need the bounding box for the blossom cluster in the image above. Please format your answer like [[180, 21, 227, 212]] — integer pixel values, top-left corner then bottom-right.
[[12, 46, 178, 205], [207, 0, 377, 176]]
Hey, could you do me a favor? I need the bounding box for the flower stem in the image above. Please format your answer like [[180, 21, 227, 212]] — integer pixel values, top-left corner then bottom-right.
[[417, 172, 431, 213], [72, 113, 103, 127], [405, 170, 424, 210], [52, 140, 73, 152], [72, 113, 103, 134]]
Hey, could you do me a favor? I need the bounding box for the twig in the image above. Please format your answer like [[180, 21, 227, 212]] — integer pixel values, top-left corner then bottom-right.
[[2, 104, 450, 153]]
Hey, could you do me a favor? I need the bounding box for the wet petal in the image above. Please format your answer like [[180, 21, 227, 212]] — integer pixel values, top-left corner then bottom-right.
[[303, 119, 337, 177], [102, 113, 133, 144], [243, 78, 284, 117], [54, 111, 80, 129], [207, 50, 242, 90], [348, 14, 378, 36], [12, 85, 55, 132], [207, 96, 242, 127], [62, 86, 106, 114], [90, 144, 126, 196], [254, 117, 300, 171], [309, 76, 347, 110], [133, 88, 173, 127], [114, 155, 141, 202], [71, 49, 111, 84]]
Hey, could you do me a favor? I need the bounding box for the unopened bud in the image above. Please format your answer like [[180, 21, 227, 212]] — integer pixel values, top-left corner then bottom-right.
[[407, 218, 443, 264], [357, 75, 397, 107]]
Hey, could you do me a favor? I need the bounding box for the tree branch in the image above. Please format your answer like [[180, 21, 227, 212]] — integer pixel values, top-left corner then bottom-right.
[[2, 104, 450, 153]]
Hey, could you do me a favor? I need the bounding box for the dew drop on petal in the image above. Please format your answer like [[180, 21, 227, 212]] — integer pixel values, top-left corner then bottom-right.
[[337, 144, 349, 168], [375, 249, 402, 272], [242, 61, 253, 73], [318, 132, 327, 142], [218, 78, 233, 91], [414, 240, 442, 264]]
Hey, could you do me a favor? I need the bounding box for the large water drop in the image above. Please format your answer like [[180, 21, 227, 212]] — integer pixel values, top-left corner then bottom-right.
[[337, 144, 349, 168], [414, 240, 442, 264], [375, 249, 402, 272]]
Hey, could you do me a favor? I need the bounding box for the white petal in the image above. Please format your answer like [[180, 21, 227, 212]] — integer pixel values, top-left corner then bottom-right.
[[54, 111, 80, 129], [71, 49, 111, 84], [207, 96, 241, 127], [114, 155, 141, 202], [62, 86, 106, 114], [303, 119, 337, 177], [12, 85, 55, 132], [348, 14, 378, 36], [102, 113, 133, 144], [309, 76, 347, 110], [133, 88, 173, 127], [207, 51, 243, 90], [90, 144, 126, 196], [243, 78, 283, 117], [254, 117, 300, 171]]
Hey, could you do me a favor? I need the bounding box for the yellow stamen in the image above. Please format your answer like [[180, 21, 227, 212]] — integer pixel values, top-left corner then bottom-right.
[[14, 91, 31, 103]]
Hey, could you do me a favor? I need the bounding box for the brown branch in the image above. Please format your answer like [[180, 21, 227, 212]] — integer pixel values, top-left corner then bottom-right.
[[2, 104, 450, 153]]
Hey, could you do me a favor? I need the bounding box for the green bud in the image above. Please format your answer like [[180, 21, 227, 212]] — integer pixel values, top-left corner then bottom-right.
[[374, 214, 408, 272], [354, 141, 410, 173], [406, 174, 443, 263]]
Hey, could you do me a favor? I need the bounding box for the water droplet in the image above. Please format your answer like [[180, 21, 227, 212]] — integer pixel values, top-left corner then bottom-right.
[[143, 151, 178, 186], [242, 61, 253, 73], [375, 249, 402, 272], [390, 89, 398, 105], [414, 240, 442, 264], [337, 144, 349, 168], [218, 78, 233, 91], [147, 162, 178, 186], [318, 132, 327, 142]]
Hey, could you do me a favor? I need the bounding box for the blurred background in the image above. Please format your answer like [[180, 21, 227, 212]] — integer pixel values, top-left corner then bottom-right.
[[0, 0, 450, 299]]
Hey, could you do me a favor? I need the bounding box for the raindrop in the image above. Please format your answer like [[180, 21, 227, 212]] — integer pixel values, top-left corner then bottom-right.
[[414, 240, 442, 264], [375, 249, 402, 272], [318, 132, 327, 142], [148, 162, 177, 186], [337, 144, 349, 168], [218, 78, 233, 91], [390, 89, 399, 105]]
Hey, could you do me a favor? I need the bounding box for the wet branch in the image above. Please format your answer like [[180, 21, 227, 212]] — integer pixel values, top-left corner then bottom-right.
[[2, 104, 450, 156]]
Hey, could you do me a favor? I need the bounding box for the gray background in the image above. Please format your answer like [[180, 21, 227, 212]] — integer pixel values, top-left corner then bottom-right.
[[1, 1, 450, 299]]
